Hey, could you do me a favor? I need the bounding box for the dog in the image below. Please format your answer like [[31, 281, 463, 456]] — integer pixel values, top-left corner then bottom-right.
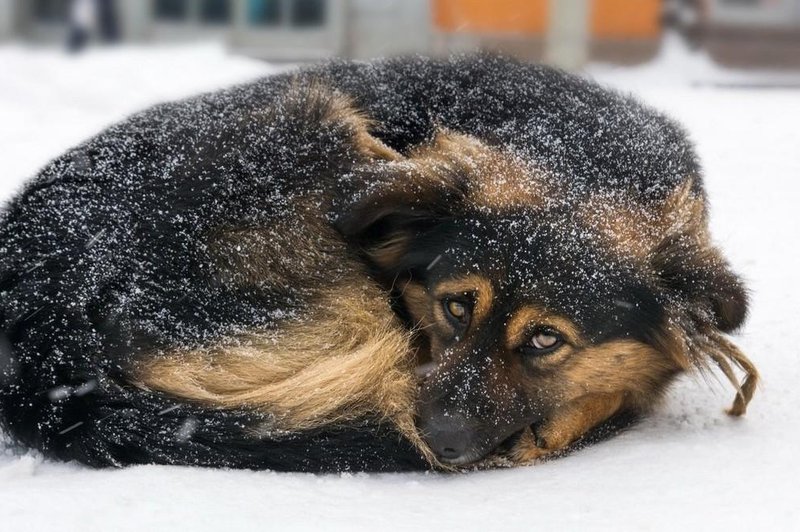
[[0, 55, 758, 471]]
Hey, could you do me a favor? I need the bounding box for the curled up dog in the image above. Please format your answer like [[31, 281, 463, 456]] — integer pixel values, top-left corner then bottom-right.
[[0, 56, 758, 471]]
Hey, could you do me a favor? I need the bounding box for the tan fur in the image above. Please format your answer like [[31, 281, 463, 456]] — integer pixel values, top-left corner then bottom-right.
[[509, 392, 626, 464], [306, 82, 403, 161], [555, 339, 681, 410], [578, 196, 661, 262], [501, 339, 681, 464], [676, 322, 760, 416], [367, 232, 412, 271], [398, 281, 436, 369], [302, 82, 403, 161], [402, 281, 436, 330], [408, 130, 556, 211], [577, 177, 709, 263], [658, 177, 710, 246], [708, 332, 759, 416], [259, 80, 401, 163], [133, 276, 435, 464]]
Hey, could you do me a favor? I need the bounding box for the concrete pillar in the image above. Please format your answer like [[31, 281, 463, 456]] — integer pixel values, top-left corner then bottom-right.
[[545, 0, 591, 70], [0, 0, 16, 40], [116, 0, 151, 41]]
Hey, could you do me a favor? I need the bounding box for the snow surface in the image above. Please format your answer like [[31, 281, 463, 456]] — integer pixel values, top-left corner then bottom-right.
[[0, 41, 798, 531]]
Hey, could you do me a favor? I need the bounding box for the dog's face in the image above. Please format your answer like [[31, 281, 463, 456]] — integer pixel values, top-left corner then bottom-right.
[[336, 131, 748, 466], [388, 210, 675, 465]]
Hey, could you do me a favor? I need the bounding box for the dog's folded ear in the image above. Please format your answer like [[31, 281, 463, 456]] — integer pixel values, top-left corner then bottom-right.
[[651, 178, 749, 333], [653, 235, 748, 333], [255, 78, 402, 163], [334, 162, 467, 276]]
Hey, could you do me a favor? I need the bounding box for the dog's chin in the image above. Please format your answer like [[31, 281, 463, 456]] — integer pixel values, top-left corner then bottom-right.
[[438, 427, 530, 468]]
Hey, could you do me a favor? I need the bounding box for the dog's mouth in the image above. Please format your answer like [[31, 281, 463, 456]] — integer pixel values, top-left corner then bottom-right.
[[414, 361, 537, 467], [433, 424, 533, 468], [495, 426, 528, 454]]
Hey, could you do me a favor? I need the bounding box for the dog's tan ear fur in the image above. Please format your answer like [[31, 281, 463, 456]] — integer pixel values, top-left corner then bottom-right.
[[652, 177, 748, 333], [658, 177, 710, 244], [653, 177, 757, 416], [265, 79, 402, 163], [313, 86, 402, 162]]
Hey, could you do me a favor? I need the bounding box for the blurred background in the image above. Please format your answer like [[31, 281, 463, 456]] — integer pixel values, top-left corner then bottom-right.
[[2, 0, 799, 193], [2, 0, 800, 70]]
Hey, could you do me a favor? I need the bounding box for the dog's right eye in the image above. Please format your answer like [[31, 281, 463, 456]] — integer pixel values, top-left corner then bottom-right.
[[442, 298, 472, 330]]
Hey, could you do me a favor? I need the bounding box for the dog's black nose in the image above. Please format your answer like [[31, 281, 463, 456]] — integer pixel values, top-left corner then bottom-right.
[[421, 414, 477, 464]]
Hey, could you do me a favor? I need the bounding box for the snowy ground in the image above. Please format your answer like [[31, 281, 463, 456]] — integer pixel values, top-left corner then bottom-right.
[[0, 42, 798, 531]]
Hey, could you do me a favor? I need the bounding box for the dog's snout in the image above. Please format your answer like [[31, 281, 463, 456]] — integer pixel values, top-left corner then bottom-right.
[[420, 413, 477, 464]]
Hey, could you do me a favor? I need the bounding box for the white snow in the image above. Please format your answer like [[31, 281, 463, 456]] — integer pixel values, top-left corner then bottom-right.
[[1, 41, 798, 531]]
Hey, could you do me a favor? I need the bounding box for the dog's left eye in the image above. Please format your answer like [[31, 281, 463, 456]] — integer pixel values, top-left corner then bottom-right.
[[520, 328, 564, 356]]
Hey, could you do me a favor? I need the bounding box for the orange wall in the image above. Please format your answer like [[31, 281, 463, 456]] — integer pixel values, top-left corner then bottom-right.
[[590, 0, 661, 38], [433, 0, 661, 38], [433, 0, 549, 35]]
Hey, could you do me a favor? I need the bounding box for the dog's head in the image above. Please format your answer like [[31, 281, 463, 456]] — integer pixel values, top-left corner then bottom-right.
[[336, 131, 751, 466]]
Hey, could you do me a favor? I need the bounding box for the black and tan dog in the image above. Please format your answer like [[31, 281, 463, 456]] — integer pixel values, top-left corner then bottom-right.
[[0, 55, 757, 471]]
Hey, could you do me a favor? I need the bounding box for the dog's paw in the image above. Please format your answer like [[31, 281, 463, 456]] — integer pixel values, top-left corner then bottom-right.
[[505, 426, 555, 464]]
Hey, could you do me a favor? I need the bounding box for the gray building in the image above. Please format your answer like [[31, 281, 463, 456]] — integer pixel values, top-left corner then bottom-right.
[[2, 0, 799, 68], [0, 0, 432, 60], [703, 0, 800, 67]]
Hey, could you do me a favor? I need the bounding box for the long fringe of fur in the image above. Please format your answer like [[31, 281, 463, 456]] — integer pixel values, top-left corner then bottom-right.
[[669, 313, 759, 416], [697, 329, 759, 416]]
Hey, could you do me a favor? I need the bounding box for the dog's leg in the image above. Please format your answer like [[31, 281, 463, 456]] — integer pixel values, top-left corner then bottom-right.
[[510, 392, 626, 463]]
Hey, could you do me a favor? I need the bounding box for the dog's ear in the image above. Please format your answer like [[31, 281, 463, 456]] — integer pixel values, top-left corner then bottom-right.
[[335, 163, 467, 275], [263, 79, 403, 163], [652, 179, 748, 332], [311, 87, 402, 163]]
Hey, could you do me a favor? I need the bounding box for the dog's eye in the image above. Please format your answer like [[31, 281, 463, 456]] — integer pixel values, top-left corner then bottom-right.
[[521, 328, 564, 356], [442, 298, 472, 328]]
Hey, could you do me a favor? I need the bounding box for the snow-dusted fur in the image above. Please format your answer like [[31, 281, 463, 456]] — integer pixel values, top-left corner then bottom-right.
[[0, 55, 756, 471]]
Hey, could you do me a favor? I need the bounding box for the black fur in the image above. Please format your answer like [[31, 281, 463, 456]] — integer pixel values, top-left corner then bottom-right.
[[0, 55, 720, 470]]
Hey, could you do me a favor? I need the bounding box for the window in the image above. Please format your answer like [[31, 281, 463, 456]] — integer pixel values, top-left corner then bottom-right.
[[155, 0, 189, 21], [247, 0, 326, 27], [248, 0, 282, 26], [200, 0, 231, 24], [291, 0, 326, 27], [154, 0, 232, 25], [32, 0, 70, 23]]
